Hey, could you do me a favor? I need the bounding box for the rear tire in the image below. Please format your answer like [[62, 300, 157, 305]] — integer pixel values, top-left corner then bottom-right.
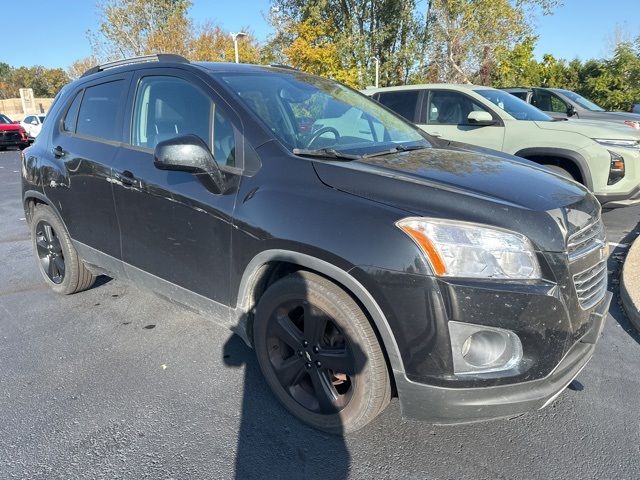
[[31, 204, 96, 294], [253, 271, 391, 433]]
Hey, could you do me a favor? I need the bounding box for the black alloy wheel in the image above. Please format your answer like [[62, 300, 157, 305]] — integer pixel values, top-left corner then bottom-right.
[[267, 299, 356, 414], [254, 271, 391, 433], [35, 220, 65, 284]]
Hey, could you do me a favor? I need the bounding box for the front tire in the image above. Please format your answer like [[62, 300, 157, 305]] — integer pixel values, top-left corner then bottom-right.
[[31, 204, 96, 294], [253, 271, 391, 433]]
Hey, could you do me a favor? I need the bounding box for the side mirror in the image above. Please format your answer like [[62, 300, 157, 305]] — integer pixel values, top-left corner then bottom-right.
[[566, 105, 577, 117], [154, 134, 225, 190], [467, 111, 496, 125]]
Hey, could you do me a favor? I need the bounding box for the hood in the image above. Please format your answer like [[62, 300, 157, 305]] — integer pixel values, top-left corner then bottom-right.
[[313, 146, 598, 251], [534, 119, 640, 139], [0, 123, 22, 131]]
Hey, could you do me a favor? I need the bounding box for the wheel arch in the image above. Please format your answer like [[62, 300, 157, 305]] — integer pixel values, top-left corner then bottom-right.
[[23, 190, 61, 225], [515, 147, 593, 190], [235, 249, 405, 378]]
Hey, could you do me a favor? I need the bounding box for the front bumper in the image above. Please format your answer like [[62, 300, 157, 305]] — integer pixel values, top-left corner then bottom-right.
[[394, 291, 611, 424], [596, 185, 640, 209]]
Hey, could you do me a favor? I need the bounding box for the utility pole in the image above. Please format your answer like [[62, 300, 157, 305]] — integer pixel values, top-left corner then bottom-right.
[[374, 57, 380, 88], [231, 32, 247, 63]]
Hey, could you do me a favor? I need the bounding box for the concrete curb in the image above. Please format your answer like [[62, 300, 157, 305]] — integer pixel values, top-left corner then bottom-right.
[[621, 232, 640, 330]]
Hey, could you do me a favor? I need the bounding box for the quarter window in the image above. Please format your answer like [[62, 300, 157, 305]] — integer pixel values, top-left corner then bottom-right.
[[76, 80, 124, 141], [132, 76, 236, 167], [63, 91, 83, 132]]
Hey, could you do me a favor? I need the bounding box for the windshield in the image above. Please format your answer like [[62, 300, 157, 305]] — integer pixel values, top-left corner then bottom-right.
[[219, 71, 428, 154], [557, 90, 605, 112], [476, 89, 553, 121], [0, 114, 11, 124]]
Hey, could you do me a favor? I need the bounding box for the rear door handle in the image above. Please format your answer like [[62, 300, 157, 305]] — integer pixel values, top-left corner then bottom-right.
[[112, 170, 141, 188], [52, 145, 65, 158]]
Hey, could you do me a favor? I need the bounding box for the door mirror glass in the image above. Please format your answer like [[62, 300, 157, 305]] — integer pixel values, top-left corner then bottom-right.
[[154, 134, 225, 189], [467, 110, 495, 125], [567, 104, 577, 117]]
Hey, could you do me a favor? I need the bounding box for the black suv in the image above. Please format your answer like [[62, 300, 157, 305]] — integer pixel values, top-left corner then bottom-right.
[[22, 55, 611, 432]]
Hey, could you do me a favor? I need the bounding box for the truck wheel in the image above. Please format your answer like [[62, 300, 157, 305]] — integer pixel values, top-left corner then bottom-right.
[[253, 271, 391, 433], [31, 204, 96, 294]]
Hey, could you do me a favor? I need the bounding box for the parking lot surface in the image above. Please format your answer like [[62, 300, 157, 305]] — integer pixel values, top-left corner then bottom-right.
[[1, 149, 639, 479]]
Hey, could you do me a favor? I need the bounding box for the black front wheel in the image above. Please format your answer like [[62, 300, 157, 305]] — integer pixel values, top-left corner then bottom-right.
[[253, 271, 390, 433], [30, 204, 96, 294]]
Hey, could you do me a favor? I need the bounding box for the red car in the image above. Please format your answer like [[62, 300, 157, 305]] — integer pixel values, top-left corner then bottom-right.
[[0, 113, 29, 150]]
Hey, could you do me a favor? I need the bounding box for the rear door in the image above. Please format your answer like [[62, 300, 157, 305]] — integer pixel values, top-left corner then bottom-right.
[[110, 68, 243, 306], [45, 74, 130, 259], [417, 89, 505, 151]]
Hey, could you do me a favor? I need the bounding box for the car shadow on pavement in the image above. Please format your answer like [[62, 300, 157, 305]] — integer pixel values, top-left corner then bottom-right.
[[223, 334, 353, 480], [608, 225, 640, 344]]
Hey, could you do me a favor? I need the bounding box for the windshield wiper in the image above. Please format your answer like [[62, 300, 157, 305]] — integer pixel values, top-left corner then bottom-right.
[[361, 143, 430, 158], [292, 148, 362, 160]]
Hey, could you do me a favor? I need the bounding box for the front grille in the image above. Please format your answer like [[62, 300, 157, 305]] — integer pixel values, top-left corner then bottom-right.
[[573, 260, 607, 309], [0, 131, 21, 142], [567, 218, 606, 261]]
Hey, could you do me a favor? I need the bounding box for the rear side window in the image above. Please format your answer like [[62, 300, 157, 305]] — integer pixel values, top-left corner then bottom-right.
[[376, 91, 420, 122], [76, 80, 124, 141], [63, 91, 83, 132]]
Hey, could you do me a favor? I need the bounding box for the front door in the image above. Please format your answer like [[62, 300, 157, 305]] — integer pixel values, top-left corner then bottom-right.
[[110, 70, 242, 306], [416, 90, 505, 151]]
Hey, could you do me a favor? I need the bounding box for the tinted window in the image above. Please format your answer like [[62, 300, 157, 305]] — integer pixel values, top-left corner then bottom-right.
[[24, 116, 33, 124], [532, 90, 566, 113], [63, 91, 83, 132], [132, 77, 208, 146], [0, 114, 11, 124], [426, 91, 490, 125], [509, 91, 529, 101], [376, 91, 419, 121], [76, 80, 124, 141]]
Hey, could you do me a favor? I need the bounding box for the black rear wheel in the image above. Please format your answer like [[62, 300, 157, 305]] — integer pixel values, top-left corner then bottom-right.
[[30, 204, 96, 294], [254, 271, 390, 433]]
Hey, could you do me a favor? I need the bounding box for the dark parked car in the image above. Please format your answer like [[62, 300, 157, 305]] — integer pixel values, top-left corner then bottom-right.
[[0, 113, 29, 150], [504, 87, 640, 129], [22, 55, 610, 432]]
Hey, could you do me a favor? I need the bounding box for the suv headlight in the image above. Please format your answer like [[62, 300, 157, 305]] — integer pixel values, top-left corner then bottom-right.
[[396, 218, 541, 279], [594, 138, 640, 149]]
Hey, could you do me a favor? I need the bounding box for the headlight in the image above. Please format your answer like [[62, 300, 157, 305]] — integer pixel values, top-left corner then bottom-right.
[[594, 138, 640, 149], [396, 218, 541, 279]]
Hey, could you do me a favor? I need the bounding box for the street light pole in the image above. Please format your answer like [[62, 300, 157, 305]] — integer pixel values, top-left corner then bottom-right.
[[374, 57, 380, 88], [231, 32, 247, 64]]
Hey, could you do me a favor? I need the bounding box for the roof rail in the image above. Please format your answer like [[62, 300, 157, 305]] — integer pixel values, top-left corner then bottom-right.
[[81, 54, 189, 77], [269, 63, 299, 71]]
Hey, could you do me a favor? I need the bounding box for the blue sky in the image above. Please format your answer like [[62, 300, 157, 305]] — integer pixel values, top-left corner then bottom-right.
[[2, 0, 639, 69]]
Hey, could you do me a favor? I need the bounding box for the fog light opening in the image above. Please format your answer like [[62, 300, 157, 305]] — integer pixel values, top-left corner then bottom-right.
[[461, 331, 508, 367]]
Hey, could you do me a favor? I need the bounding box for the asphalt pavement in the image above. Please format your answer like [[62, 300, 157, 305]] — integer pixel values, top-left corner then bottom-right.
[[1, 149, 640, 480]]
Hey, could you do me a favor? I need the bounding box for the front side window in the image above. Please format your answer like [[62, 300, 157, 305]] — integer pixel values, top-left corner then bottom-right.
[[131, 76, 236, 167], [63, 91, 83, 132], [0, 114, 11, 124], [76, 80, 124, 141], [376, 90, 420, 122], [476, 89, 552, 121], [24, 116, 33, 124], [425, 91, 491, 125], [558, 90, 605, 112], [219, 71, 426, 155]]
